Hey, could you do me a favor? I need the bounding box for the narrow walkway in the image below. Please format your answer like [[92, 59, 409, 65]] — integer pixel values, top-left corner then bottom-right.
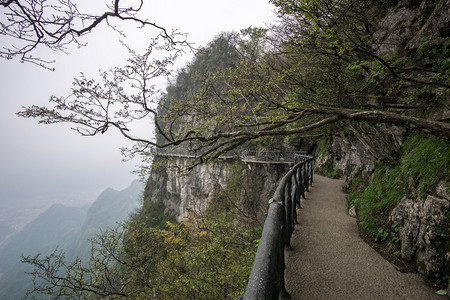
[[285, 174, 440, 300]]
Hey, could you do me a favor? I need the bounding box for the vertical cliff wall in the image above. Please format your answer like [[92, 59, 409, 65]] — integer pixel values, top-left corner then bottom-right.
[[143, 156, 291, 222], [143, 157, 290, 222]]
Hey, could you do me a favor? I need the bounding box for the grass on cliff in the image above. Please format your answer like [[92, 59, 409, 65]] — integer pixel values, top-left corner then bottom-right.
[[348, 131, 450, 238]]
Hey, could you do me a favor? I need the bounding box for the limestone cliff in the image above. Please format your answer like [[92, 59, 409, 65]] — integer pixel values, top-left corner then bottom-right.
[[144, 157, 233, 222], [143, 156, 290, 223], [139, 0, 449, 289]]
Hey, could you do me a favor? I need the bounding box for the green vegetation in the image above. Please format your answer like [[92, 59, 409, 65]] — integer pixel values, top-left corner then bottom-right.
[[348, 132, 450, 237], [316, 159, 342, 179], [401, 133, 450, 195], [149, 161, 261, 299], [414, 39, 450, 73], [152, 214, 260, 299]]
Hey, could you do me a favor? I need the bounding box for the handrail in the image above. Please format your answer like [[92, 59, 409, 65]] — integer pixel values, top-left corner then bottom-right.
[[153, 148, 306, 164], [240, 154, 315, 300], [241, 150, 307, 162], [151, 147, 236, 160]]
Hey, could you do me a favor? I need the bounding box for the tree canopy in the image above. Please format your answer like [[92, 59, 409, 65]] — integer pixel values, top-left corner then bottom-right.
[[18, 1, 450, 171]]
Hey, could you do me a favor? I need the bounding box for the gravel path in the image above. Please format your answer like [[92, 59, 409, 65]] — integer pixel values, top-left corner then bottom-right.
[[284, 174, 441, 300]]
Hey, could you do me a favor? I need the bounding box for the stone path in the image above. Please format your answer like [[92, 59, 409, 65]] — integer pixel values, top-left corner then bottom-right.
[[284, 174, 441, 300]]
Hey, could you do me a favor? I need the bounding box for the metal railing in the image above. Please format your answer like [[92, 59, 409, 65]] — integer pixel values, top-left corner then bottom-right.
[[241, 150, 307, 162], [153, 148, 307, 164], [240, 154, 314, 300], [152, 147, 236, 160]]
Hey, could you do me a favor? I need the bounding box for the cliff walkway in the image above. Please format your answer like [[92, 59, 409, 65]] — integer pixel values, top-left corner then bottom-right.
[[283, 174, 439, 300], [155, 149, 305, 164], [241, 155, 440, 299]]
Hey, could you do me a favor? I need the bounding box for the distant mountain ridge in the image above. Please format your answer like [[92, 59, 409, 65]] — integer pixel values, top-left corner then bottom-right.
[[0, 180, 144, 300], [72, 180, 144, 258]]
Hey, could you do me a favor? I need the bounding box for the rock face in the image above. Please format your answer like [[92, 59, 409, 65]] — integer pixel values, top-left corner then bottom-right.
[[166, 158, 232, 222], [239, 163, 291, 217], [323, 127, 449, 282], [144, 157, 231, 222], [316, 123, 406, 184], [144, 156, 290, 222], [374, 0, 450, 55], [374, 0, 450, 282], [406, 0, 450, 51], [390, 191, 450, 276]]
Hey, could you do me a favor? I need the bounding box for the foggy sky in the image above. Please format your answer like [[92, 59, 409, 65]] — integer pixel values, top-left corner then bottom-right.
[[0, 1, 276, 208]]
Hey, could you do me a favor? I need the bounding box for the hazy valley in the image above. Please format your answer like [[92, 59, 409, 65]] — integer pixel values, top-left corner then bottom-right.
[[0, 180, 143, 299]]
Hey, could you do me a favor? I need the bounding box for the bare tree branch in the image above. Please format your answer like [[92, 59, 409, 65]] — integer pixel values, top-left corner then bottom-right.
[[0, 0, 189, 69]]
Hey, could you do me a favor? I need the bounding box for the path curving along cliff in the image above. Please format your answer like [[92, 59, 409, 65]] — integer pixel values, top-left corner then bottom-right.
[[284, 174, 440, 300]]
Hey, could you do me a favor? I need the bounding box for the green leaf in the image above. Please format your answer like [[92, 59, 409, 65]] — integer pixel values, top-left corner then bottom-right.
[[435, 289, 447, 296]]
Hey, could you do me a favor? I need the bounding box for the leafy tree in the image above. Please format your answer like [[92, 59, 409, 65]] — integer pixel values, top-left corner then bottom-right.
[[270, 0, 449, 106], [153, 215, 260, 299]]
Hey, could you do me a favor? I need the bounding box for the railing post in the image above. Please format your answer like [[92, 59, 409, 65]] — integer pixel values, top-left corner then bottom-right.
[[284, 180, 292, 250], [289, 175, 296, 233], [292, 171, 300, 223], [303, 164, 309, 193], [296, 168, 302, 206], [300, 165, 306, 199]]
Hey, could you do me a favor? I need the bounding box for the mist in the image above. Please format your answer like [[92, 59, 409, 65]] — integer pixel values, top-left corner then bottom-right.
[[0, 0, 275, 222]]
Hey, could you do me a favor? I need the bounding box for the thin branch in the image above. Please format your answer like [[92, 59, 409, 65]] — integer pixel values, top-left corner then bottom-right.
[[1, 0, 190, 67]]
